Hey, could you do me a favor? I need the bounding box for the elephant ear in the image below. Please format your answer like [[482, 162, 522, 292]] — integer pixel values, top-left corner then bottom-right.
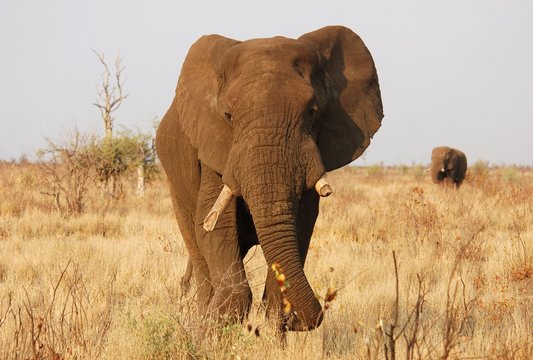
[[299, 26, 384, 171], [175, 35, 240, 174]]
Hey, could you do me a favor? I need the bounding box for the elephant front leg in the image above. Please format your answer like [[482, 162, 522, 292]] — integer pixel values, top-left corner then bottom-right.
[[195, 164, 252, 322]]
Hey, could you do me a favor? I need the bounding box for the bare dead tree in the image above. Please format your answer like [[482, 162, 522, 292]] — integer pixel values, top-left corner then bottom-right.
[[92, 50, 128, 139], [91, 50, 128, 197], [91, 51, 156, 197]]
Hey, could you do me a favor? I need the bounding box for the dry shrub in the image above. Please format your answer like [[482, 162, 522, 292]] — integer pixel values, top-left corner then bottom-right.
[[0, 261, 113, 359], [401, 186, 443, 246]]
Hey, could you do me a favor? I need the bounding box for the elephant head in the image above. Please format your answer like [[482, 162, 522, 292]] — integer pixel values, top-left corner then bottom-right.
[[164, 26, 383, 330], [430, 146, 468, 188]]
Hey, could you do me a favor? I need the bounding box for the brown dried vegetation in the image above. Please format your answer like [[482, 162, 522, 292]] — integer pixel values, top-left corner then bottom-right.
[[0, 162, 532, 359]]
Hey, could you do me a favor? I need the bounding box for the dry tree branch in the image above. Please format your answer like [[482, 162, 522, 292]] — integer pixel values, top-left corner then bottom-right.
[[440, 233, 480, 360], [22, 287, 42, 359], [92, 50, 129, 138], [392, 251, 399, 327], [381, 251, 399, 360], [0, 293, 13, 329], [401, 274, 427, 360]]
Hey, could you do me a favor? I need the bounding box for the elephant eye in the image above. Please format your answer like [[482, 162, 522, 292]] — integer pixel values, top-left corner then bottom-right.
[[293, 62, 304, 77], [224, 112, 233, 124], [309, 104, 319, 115]]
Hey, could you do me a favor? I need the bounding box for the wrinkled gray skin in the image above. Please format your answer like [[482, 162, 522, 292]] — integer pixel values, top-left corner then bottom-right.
[[430, 146, 467, 188], [156, 26, 383, 331]]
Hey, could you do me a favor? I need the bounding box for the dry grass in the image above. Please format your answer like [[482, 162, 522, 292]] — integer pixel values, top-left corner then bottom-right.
[[0, 161, 532, 359]]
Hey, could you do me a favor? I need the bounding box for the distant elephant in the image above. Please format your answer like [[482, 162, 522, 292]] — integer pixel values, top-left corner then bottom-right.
[[156, 26, 383, 331], [430, 146, 467, 188]]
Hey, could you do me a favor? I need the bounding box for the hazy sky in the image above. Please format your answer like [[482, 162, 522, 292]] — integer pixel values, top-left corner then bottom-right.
[[1, 0, 532, 165]]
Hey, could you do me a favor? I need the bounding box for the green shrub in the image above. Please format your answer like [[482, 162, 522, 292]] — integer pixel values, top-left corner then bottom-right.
[[366, 164, 384, 177], [94, 130, 158, 195], [470, 160, 490, 182], [503, 166, 519, 183], [140, 314, 178, 360]]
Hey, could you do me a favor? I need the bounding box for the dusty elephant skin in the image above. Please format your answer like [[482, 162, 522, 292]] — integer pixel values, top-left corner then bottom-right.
[[430, 146, 468, 188], [156, 26, 384, 331]]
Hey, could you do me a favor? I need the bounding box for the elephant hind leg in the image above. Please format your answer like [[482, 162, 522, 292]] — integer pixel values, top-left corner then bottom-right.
[[170, 191, 214, 305], [156, 111, 206, 300]]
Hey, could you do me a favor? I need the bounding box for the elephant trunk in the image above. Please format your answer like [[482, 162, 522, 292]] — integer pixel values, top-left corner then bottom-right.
[[233, 149, 323, 331], [252, 213, 324, 331]]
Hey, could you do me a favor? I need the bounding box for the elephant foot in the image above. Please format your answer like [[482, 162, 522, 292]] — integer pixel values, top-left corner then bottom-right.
[[206, 282, 253, 325]]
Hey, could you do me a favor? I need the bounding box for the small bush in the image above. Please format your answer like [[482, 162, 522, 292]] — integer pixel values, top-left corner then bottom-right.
[[367, 164, 385, 178], [137, 313, 180, 360], [37, 130, 100, 215], [37, 129, 157, 215], [502, 166, 519, 183], [470, 160, 490, 182]]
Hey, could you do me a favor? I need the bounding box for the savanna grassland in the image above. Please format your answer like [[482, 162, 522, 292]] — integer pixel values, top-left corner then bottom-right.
[[0, 161, 531, 359]]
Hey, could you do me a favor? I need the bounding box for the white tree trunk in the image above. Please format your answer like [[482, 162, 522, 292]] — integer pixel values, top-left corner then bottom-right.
[[136, 165, 145, 196]]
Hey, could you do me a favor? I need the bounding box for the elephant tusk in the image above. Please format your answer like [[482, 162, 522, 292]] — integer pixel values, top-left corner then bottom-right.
[[315, 176, 333, 197], [203, 185, 234, 232]]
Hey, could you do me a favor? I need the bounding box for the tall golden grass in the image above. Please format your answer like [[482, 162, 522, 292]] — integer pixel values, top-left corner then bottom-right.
[[0, 161, 531, 359]]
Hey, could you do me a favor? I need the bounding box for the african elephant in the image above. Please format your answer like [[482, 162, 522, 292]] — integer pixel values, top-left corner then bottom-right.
[[156, 26, 383, 331], [430, 146, 467, 188]]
